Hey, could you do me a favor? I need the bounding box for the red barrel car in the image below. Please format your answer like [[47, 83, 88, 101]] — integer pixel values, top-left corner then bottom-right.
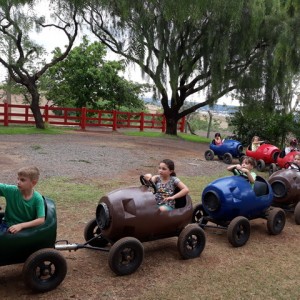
[[246, 143, 280, 172]]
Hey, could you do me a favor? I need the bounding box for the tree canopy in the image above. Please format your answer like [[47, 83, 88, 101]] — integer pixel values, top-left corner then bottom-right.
[[0, 0, 79, 128], [80, 0, 300, 135], [43, 37, 148, 111]]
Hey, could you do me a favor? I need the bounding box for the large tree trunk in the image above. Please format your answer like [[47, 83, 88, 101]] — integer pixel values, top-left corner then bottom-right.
[[165, 116, 178, 135], [29, 84, 45, 129]]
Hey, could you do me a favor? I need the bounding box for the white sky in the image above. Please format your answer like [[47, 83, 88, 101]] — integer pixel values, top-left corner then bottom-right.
[[0, 1, 239, 106]]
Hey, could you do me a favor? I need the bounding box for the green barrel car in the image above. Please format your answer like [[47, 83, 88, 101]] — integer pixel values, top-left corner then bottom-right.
[[0, 197, 67, 292]]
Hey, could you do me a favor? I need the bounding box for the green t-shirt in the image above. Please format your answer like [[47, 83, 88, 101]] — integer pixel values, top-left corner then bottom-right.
[[233, 169, 256, 187], [0, 183, 45, 227]]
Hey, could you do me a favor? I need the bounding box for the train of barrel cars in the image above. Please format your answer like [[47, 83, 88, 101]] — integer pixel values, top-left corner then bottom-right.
[[0, 137, 299, 293]]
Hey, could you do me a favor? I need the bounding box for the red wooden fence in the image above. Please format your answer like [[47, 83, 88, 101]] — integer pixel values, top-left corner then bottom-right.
[[0, 103, 185, 132]]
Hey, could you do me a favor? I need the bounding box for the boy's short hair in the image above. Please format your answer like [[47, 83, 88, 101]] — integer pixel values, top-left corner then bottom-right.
[[17, 166, 40, 181]]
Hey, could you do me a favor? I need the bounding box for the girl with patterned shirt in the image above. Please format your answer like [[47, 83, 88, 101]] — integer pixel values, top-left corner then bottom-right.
[[144, 159, 189, 211]]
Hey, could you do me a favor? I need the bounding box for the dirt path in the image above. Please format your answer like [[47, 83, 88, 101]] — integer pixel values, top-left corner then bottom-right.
[[0, 130, 299, 300], [0, 130, 219, 184]]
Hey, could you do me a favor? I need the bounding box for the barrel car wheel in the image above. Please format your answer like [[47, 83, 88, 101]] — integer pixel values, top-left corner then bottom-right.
[[22, 248, 67, 293], [267, 208, 286, 235], [294, 202, 300, 225], [192, 204, 208, 226], [256, 159, 266, 172], [177, 224, 206, 259], [84, 218, 109, 247], [223, 153, 233, 164], [108, 237, 144, 276], [269, 163, 277, 176], [227, 216, 251, 247], [205, 149, 214, 161]]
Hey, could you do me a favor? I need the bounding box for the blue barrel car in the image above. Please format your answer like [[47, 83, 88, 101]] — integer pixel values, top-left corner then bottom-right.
[[0, 197, 67, 292], [193, 172, 286, 247], [205, 139, 244, 164]]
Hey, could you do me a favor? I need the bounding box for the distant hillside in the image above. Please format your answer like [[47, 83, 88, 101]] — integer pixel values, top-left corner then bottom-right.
[[143, 97, 238, 116], [197, 104, 238, 116]]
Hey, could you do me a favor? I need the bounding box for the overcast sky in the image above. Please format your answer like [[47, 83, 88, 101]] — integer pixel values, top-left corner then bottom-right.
[[0, 1, 238, 106]]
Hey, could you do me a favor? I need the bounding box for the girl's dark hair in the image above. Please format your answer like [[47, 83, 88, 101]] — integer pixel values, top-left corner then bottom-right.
[[161, 159, 176, 176], [215, 132, 221, 137]]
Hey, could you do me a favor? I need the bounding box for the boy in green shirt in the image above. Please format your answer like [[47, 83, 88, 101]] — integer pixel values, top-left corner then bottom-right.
[[0, 166, 45, 234]]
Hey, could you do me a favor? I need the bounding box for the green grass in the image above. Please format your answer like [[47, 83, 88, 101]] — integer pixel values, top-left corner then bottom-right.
[[124, 130, 211, 143], [37, 177, 103, 207], [0, 125, 72, 135]]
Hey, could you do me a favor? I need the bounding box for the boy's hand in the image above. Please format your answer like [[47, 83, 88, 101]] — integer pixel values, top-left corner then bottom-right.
[[240, 168, 249, 174], [8, 224, 23, 234]]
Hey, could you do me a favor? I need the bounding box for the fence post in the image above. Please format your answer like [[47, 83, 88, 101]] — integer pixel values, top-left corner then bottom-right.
[[81, 107, 86, 130], [4, 102, 8, 126], [180, 116, 185, 133], [140, 112, 144, 131], [44, 105, 49, 123], [112, 110, 117, 131], [162, 115, 166, 133]]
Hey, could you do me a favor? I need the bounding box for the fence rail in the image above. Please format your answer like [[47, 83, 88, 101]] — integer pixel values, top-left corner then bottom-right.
[[0, 103, 185, 132]]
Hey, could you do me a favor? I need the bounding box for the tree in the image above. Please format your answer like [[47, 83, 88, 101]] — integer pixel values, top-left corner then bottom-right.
[[81, 0, 285, 135], [231, 1, 300, 114], [0, 0, 79, 129], [42, 37, 148, 111]]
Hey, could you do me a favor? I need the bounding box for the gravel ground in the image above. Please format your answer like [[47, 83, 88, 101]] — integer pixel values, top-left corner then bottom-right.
[[0, 130, 223, 184]]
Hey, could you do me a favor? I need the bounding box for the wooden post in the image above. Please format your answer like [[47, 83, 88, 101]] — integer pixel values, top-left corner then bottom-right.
[[112, 110, 117, 131], [207, 110, 212, 138], [140, 112, 144, 131], [81, 107, 87, 130], [4, 102, 8, 126], [44, 105, 49, 123], [162, 116, 166, 132], [180, 116, 185, 133]]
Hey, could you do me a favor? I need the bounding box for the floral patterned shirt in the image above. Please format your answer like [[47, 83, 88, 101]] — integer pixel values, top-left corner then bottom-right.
[[154, 176, 180, 208]]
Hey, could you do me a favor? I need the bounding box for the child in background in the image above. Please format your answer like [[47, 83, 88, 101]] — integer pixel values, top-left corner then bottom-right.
[[285, 138, 298, 155], [144, 159, 189, 211], [289, 154, 300, 169], [227, 156, 257, 187], [213, 132, 223, 145], [251, 136, 264, 151]]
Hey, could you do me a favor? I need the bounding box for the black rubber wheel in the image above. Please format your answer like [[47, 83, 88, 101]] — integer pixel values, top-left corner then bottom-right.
[[227, 216, 251, 247], [256, 159, 266, 172], [177, 224, 206, 259], [108, 237, 144, 276], [22, 248, 67, 293], [269, 163, 277, 176], [84, 218, 109, 247], [295, 202, 300, 225], [267, 208, 286, 235], [205, 149, 214, 161], [223, 153, 233, 164], [192, 204, 208, 226]]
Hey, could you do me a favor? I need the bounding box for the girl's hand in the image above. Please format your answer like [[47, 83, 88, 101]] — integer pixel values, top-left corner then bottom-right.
[[164, 196, 174, 201]]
